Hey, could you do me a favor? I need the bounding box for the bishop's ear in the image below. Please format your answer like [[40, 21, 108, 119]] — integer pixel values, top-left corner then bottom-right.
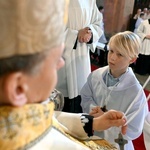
[[3, 72, 28, 106]]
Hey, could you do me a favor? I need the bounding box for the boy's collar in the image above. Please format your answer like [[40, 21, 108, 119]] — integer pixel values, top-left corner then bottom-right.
[[108, 68, 129, 81]]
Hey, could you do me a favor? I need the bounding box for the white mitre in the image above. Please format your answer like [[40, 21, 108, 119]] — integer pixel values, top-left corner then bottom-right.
[[0, 0, 69, 59]]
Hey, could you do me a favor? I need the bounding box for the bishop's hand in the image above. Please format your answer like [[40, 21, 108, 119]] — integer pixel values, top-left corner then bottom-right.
[[92, 110, 127, 135]]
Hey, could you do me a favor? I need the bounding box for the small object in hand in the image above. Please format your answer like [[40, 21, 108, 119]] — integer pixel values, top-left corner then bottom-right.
[[49, 89, 64, 111], [101, 105, 108, 112], [115, 133, 128, 150]]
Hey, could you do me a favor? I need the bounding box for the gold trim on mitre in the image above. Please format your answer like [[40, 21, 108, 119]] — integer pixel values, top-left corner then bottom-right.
[[64, 0, 69, 24], [0, 0, 69, 59]]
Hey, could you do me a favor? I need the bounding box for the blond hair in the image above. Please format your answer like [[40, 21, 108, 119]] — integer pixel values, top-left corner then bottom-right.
[[108, 31, 141, 59]]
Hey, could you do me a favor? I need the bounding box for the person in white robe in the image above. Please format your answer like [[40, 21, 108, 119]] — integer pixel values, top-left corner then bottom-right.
[[143, 112, 150, 150], [80, 31, 149, 150], [98, 6, 107, 44], [56, 0, 103, 113], [0, 0, 128, 150], [143, 8, 148, 20], [133, 8, 142, 20], [96, 6, 108, 67], [135, 19, 150, 75], [134, 12, 144, 34]]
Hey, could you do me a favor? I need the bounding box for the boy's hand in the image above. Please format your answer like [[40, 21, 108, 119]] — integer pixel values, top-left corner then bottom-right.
[[89, 106, 104, 117]]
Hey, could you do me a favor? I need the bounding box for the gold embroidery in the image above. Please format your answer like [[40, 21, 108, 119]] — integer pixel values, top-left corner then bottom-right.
[[52, 116, 117, 150], [0, 113, 23, 139], [0, 102, 117, 150], [26, 106, 42, 126], [80, 140, 117, 150], [0, 102, 54, 150]]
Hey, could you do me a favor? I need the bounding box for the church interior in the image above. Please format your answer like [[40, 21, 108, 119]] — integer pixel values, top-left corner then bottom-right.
[[0, 0, 150, 150]]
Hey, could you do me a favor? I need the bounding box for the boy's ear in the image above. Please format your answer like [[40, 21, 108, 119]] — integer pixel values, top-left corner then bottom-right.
[[130, 58, 137, 64], [3, 72, 28, 106]]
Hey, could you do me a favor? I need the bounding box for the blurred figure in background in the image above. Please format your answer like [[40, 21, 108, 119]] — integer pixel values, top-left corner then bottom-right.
[[134, 12, 144, 34], [97, 6, 108, 67], [133, 8, 142, 20], [135, 18, 150, 75], [56, 0, 103, 113], [98, 6, 107, 44], [143, 7, 148, 20]]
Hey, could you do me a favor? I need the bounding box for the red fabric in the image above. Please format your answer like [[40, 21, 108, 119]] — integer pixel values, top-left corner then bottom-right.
[[144, 89, 150, 111], [132, 133, 146, 150], [91, 64, 150, 150], [91, 64, 99, 71]]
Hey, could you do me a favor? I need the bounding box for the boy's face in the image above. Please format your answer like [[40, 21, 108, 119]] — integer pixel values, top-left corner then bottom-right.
[[107, 46, 133, 77]]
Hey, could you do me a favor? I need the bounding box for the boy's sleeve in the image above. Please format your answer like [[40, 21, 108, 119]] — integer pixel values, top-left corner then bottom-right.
[[80, 73, 98, 113], [143, 112, 150, 150]]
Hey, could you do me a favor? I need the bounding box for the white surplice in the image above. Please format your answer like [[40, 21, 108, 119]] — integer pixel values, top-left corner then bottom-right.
[[143, 112, 150, 150], [80, 66, 149, 150], [137, 19, 150, 55], [56, 0, 103, 99]]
